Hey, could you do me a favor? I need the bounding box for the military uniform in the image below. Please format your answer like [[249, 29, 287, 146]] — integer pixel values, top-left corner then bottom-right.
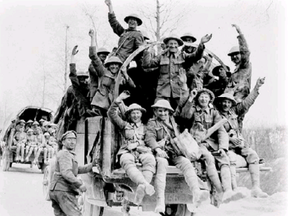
[[49, 149, 92, 216], [108, 12, 144, 62]]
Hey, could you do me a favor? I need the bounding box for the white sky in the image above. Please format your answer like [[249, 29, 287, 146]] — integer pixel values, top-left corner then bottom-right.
[[0, 0, 287, 128]]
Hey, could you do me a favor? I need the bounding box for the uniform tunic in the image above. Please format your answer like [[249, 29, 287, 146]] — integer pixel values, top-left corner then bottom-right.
[[49, 149, 92, 216]]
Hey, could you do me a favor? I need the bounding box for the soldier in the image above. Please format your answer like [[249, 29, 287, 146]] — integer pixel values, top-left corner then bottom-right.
[[105, 0, 144, 62], [215, 77, 268, 198], [69, 45, 95, 118], [205, 65, 231, 97], [13, 119, 26, 162], [88, 47, 110, 101], [145, 99, 208, 214], [89, 29, 135, 116], [49, 131, 97, 216], [108, 91, 156, 205], [226, 24, 251, 131], [180, 32, 197, 54], [25, 128, 37, 162], [179, 86, 243, 205], [142, 33, 212, 109], [25, 119, 33, 132]]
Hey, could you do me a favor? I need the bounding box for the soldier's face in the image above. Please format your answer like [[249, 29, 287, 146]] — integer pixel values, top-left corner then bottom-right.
[[63, 135, 77, 150], [130, 110, 142, 123], [98, 53, 108, 63], [108, 63, 120, 74], [230, 53, 241, 65], [167, 39, 179, 53], [218, 68, 227, 79], [220, 99, 233, 112], [128, 18, 138, 30], [155, 108, 169, 121], [198, 93, 210, 108], [78, 77, 88, 85]]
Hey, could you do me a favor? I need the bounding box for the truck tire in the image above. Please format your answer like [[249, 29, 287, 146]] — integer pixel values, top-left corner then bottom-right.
[[164, 204, 194, 216]]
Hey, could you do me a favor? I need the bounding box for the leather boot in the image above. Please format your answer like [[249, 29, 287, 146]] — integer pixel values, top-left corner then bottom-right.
[[249, 164, 268, 198], [221, 165, 244, 203], [154, 157, 168, 214]]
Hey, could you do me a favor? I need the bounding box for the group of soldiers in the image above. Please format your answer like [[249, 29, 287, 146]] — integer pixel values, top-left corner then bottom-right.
[[50, 0, 268, 215], [12, 118, 58, 164]]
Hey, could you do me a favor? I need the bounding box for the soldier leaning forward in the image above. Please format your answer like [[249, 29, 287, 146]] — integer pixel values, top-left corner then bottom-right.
[[49, 131, 96, 216]]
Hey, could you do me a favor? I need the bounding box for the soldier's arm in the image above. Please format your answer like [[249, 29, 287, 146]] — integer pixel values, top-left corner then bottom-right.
[[233, 24, 250, 68], [108, 12, 125, 37], [89, 46, 105, 77], [78, 163, 93, 174], [58, 151, 83, 187], [141, 49, 160, 71], [233, 77, 264, 116], [214, 111, 229, 151], [145, 120, 160, 151], [107, 100, 127, 130]]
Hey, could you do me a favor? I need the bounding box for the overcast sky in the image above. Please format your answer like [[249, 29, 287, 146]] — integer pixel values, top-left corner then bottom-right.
[[0, 0, 287, 128]]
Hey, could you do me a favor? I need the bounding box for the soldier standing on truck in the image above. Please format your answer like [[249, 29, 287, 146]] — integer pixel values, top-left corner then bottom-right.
[[142, 33, 212, 109], [145, 99, 208, 214], [215, 77, 268, 198], [49, 131, 97, 216], [89, 29, 135, 116], [105, 0, 144, 63], [225, 24, 252, 131], [108, 91, 156, 205]]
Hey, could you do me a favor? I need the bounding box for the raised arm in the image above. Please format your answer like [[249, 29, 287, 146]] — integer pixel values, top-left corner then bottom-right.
[[105, 0, 125, 36], [69, 45, 80, 88], [88, 29, 105, 77], [232, 24, 250, 67], [234, 77, 265, 116], [141, 48, 161, 71], [107, 91, 130, 129], [184, 34, 212, 64]]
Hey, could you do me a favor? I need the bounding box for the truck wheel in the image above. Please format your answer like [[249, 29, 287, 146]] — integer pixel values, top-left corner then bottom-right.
[[164, 204, 194, 216], [82, 193, 104, 216], [2, 148, 10, 171]]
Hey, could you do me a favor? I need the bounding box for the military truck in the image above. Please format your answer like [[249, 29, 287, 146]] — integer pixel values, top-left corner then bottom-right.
[[1, 106, 53, 173], [43, 44, 271, 216]]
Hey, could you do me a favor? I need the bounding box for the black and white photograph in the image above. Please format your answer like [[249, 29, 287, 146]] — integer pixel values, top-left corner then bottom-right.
[[0, 0, 287, 215]]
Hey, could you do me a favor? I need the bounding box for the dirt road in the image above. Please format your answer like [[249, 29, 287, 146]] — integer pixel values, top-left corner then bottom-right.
[[0, 163, 287, 216]]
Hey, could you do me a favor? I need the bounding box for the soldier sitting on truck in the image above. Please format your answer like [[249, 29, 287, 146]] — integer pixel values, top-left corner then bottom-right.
[[215, 77, 268, 198], [33, 127, 46, 165], [108, 91, 156, 205], [49, 131, 97, 216], [145, 99, 208, 214], [13, 119, 27, 162], [178, 85, 243, 205], [89, 29, 135, 116], [105, 0, 144, 63], [25, 128, 37, 162]]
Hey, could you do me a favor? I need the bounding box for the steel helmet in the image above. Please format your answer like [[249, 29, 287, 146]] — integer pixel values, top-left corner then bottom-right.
[[195, 88, 215, 103], [104, 56, 123, 67], [227, 46, 240, 56], [125, 103, 146, 116], [216, 93, 237, 106], [180, 32, 197, 43], [97, 47, 110, 55], [124, 14, 142, 26], [76, 71, 89, 77], [151, 99, 174, 112], [163, 34, 184, 46]]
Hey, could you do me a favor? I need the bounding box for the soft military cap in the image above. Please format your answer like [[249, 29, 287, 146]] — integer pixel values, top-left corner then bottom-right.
[[61, 130, 77, 141]]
